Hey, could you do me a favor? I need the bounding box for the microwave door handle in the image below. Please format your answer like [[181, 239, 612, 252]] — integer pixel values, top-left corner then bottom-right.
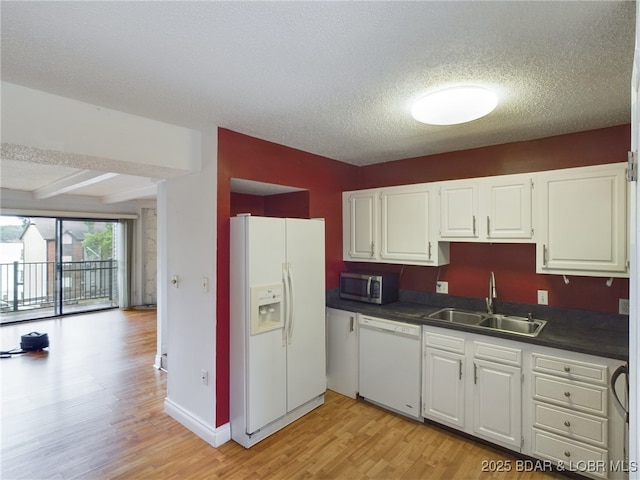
[[366, 277, 372, 299]]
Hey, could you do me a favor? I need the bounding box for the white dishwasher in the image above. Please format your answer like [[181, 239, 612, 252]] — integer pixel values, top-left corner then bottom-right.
[[358, 315, 422, 419]]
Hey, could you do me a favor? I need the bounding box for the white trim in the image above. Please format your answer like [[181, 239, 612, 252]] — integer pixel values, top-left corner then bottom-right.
[[154, 354, 163, 370], [0, 208, 138, 220], [629, 3, 639, 475], [164, 397, 231, 447]]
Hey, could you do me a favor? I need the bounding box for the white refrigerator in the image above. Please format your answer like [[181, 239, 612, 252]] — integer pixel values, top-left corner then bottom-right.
[[230, 215, 326, 448]]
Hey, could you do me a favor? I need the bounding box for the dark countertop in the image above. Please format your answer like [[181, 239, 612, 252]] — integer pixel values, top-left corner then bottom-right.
[[327, 290, 629, 362]]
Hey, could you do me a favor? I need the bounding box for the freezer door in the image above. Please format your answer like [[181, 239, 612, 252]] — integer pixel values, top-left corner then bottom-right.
[[245, 217, 287, 433], [285, 218, 326, 412]]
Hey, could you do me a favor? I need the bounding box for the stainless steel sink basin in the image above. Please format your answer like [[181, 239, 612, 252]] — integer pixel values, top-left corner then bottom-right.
[[479, 315, 546, 336], [425, 308, 546, 337], [427, 308, 485, 325]]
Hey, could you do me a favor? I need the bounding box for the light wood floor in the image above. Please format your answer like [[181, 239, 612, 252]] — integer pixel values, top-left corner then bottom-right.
[[0, 309, 562, 479]]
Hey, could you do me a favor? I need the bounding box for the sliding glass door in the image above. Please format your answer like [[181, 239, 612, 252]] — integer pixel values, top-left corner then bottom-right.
[[58, 219, 119, 316], [0, 215, 122, 323]]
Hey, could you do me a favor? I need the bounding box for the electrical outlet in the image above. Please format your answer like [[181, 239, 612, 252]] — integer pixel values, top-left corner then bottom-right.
[[436, 281, 448, 294], [619, 299, 630, 315], [537, 290, 548, 305], [201, 369, 208, 386]]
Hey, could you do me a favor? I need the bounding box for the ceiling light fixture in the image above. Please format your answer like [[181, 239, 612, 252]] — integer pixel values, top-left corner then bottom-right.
[[411, 86, 498, 125]]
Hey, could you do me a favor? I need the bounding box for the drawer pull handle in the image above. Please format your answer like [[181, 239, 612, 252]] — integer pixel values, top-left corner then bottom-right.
[[564, 391, 571, 397], [564, 451, 571, 458], [564, 366, 571, 372], [564, 420, 571, 427]]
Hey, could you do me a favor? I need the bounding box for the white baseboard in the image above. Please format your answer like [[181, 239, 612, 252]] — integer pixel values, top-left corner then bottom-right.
[[164, 397, 231, 447], [154, 354, 163, 370]]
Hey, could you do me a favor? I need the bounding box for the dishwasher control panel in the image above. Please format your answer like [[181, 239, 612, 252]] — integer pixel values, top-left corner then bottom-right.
[[359, 316, 421, 338]]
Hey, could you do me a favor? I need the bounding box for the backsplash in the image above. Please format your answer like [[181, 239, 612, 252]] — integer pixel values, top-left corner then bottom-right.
[[343, 243, 629, 315]]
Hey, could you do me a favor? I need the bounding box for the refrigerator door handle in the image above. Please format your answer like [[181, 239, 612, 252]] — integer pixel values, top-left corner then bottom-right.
[[282, 263, 290, 346], [287, 263, 295, 343]]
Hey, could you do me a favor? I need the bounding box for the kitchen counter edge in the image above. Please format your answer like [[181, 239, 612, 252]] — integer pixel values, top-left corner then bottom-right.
[[327, 296, 628, 362]]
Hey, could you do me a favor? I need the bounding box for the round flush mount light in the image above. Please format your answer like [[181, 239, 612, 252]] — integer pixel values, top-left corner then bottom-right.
[[411, 86, 498, 125]]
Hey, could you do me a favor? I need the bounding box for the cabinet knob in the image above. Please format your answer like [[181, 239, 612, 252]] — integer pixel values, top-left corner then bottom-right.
[[564, 391, 571, 397], [564, 366, 571, 372], [564, 420, 571, 427], [564, 451, 571, 458]]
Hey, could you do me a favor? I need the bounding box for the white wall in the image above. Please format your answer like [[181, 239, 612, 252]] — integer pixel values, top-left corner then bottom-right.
[[163, 127, 227, 446]]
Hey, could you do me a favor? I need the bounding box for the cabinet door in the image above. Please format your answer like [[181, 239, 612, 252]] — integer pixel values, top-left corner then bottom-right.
[[326, 308, 358, 399], [423, 347, 465, 428], [473, 359, 522, 449], [537, 164, 628, 276], [343, 190, 378, 261], [486, 175, 533, 240], [440, 180, 479, 238], [380, 185, 433, 263]]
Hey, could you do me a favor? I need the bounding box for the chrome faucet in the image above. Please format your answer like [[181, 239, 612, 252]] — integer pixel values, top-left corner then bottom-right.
[[486, 271, 496, 314]]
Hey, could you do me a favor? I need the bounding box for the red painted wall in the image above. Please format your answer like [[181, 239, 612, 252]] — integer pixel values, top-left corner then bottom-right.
[[216, 124, 630, 428], [217, 128, 359, 426], [359, 125, 630, 187], [230, 191, 310, 218], [230, 192, 265, 216]]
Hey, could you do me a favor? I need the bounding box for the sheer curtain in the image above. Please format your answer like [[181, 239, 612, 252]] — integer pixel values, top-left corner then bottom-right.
[[117, 219, 134, 308]]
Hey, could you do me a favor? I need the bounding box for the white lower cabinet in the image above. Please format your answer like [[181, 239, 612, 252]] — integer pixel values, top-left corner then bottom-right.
[[525, 348, 628, 480], [420, 325, 627, 479], [422, 326, 523, 451], [473, 356, 522, 449], [326, 308, 358, 398], [423, 331, 465, 428]]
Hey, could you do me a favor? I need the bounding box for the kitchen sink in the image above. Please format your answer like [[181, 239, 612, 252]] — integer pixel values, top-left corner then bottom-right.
[[426, 308, 546, 337], [478, 315, 546, 336], [427, 308, 485, 325]]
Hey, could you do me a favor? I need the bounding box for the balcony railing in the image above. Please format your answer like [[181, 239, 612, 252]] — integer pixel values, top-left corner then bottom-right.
[[0, 260, 118, 313]]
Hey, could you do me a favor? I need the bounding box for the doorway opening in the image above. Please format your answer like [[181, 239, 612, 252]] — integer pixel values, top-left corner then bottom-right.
[[0, 215, 124, 324]]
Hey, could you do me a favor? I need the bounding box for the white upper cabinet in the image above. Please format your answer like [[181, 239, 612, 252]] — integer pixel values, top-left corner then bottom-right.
[[343, 184, 449, 266], [343, 189, 379, 261], [439, 180, 480, 239], [380, 184, 446, 264], [536, 163, 628, 277], [343, 163, 629, 277], [485, 174, 534, 240], [439, 175, 534, 242]]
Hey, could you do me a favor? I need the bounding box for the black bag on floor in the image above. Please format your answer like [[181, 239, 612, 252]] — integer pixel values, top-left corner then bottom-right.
[[20, 332, 49, 351]]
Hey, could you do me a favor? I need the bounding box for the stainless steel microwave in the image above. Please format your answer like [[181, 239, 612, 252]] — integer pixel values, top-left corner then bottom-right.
[[339, 272, 399, 305]]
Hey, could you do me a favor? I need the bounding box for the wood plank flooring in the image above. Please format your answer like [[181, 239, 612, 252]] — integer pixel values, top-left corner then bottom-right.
[[0, 309, 562, 479]]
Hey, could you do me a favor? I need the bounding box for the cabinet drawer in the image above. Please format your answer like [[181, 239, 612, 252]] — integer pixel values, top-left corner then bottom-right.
[[424, 331, 465, 354], [532, 428, 608, 479], [533, 374, 607, 416], [533, 401, 608, 448], [532, 353, 608, 385], [474, 341, 521, 366]]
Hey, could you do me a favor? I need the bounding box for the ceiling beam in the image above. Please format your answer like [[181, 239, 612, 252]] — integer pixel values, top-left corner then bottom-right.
[[33, 170, 119, 199], [101, 183, 157, 204]]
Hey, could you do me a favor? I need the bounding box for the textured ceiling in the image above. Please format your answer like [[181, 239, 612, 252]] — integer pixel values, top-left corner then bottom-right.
[[0, 1, 636, 201]]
